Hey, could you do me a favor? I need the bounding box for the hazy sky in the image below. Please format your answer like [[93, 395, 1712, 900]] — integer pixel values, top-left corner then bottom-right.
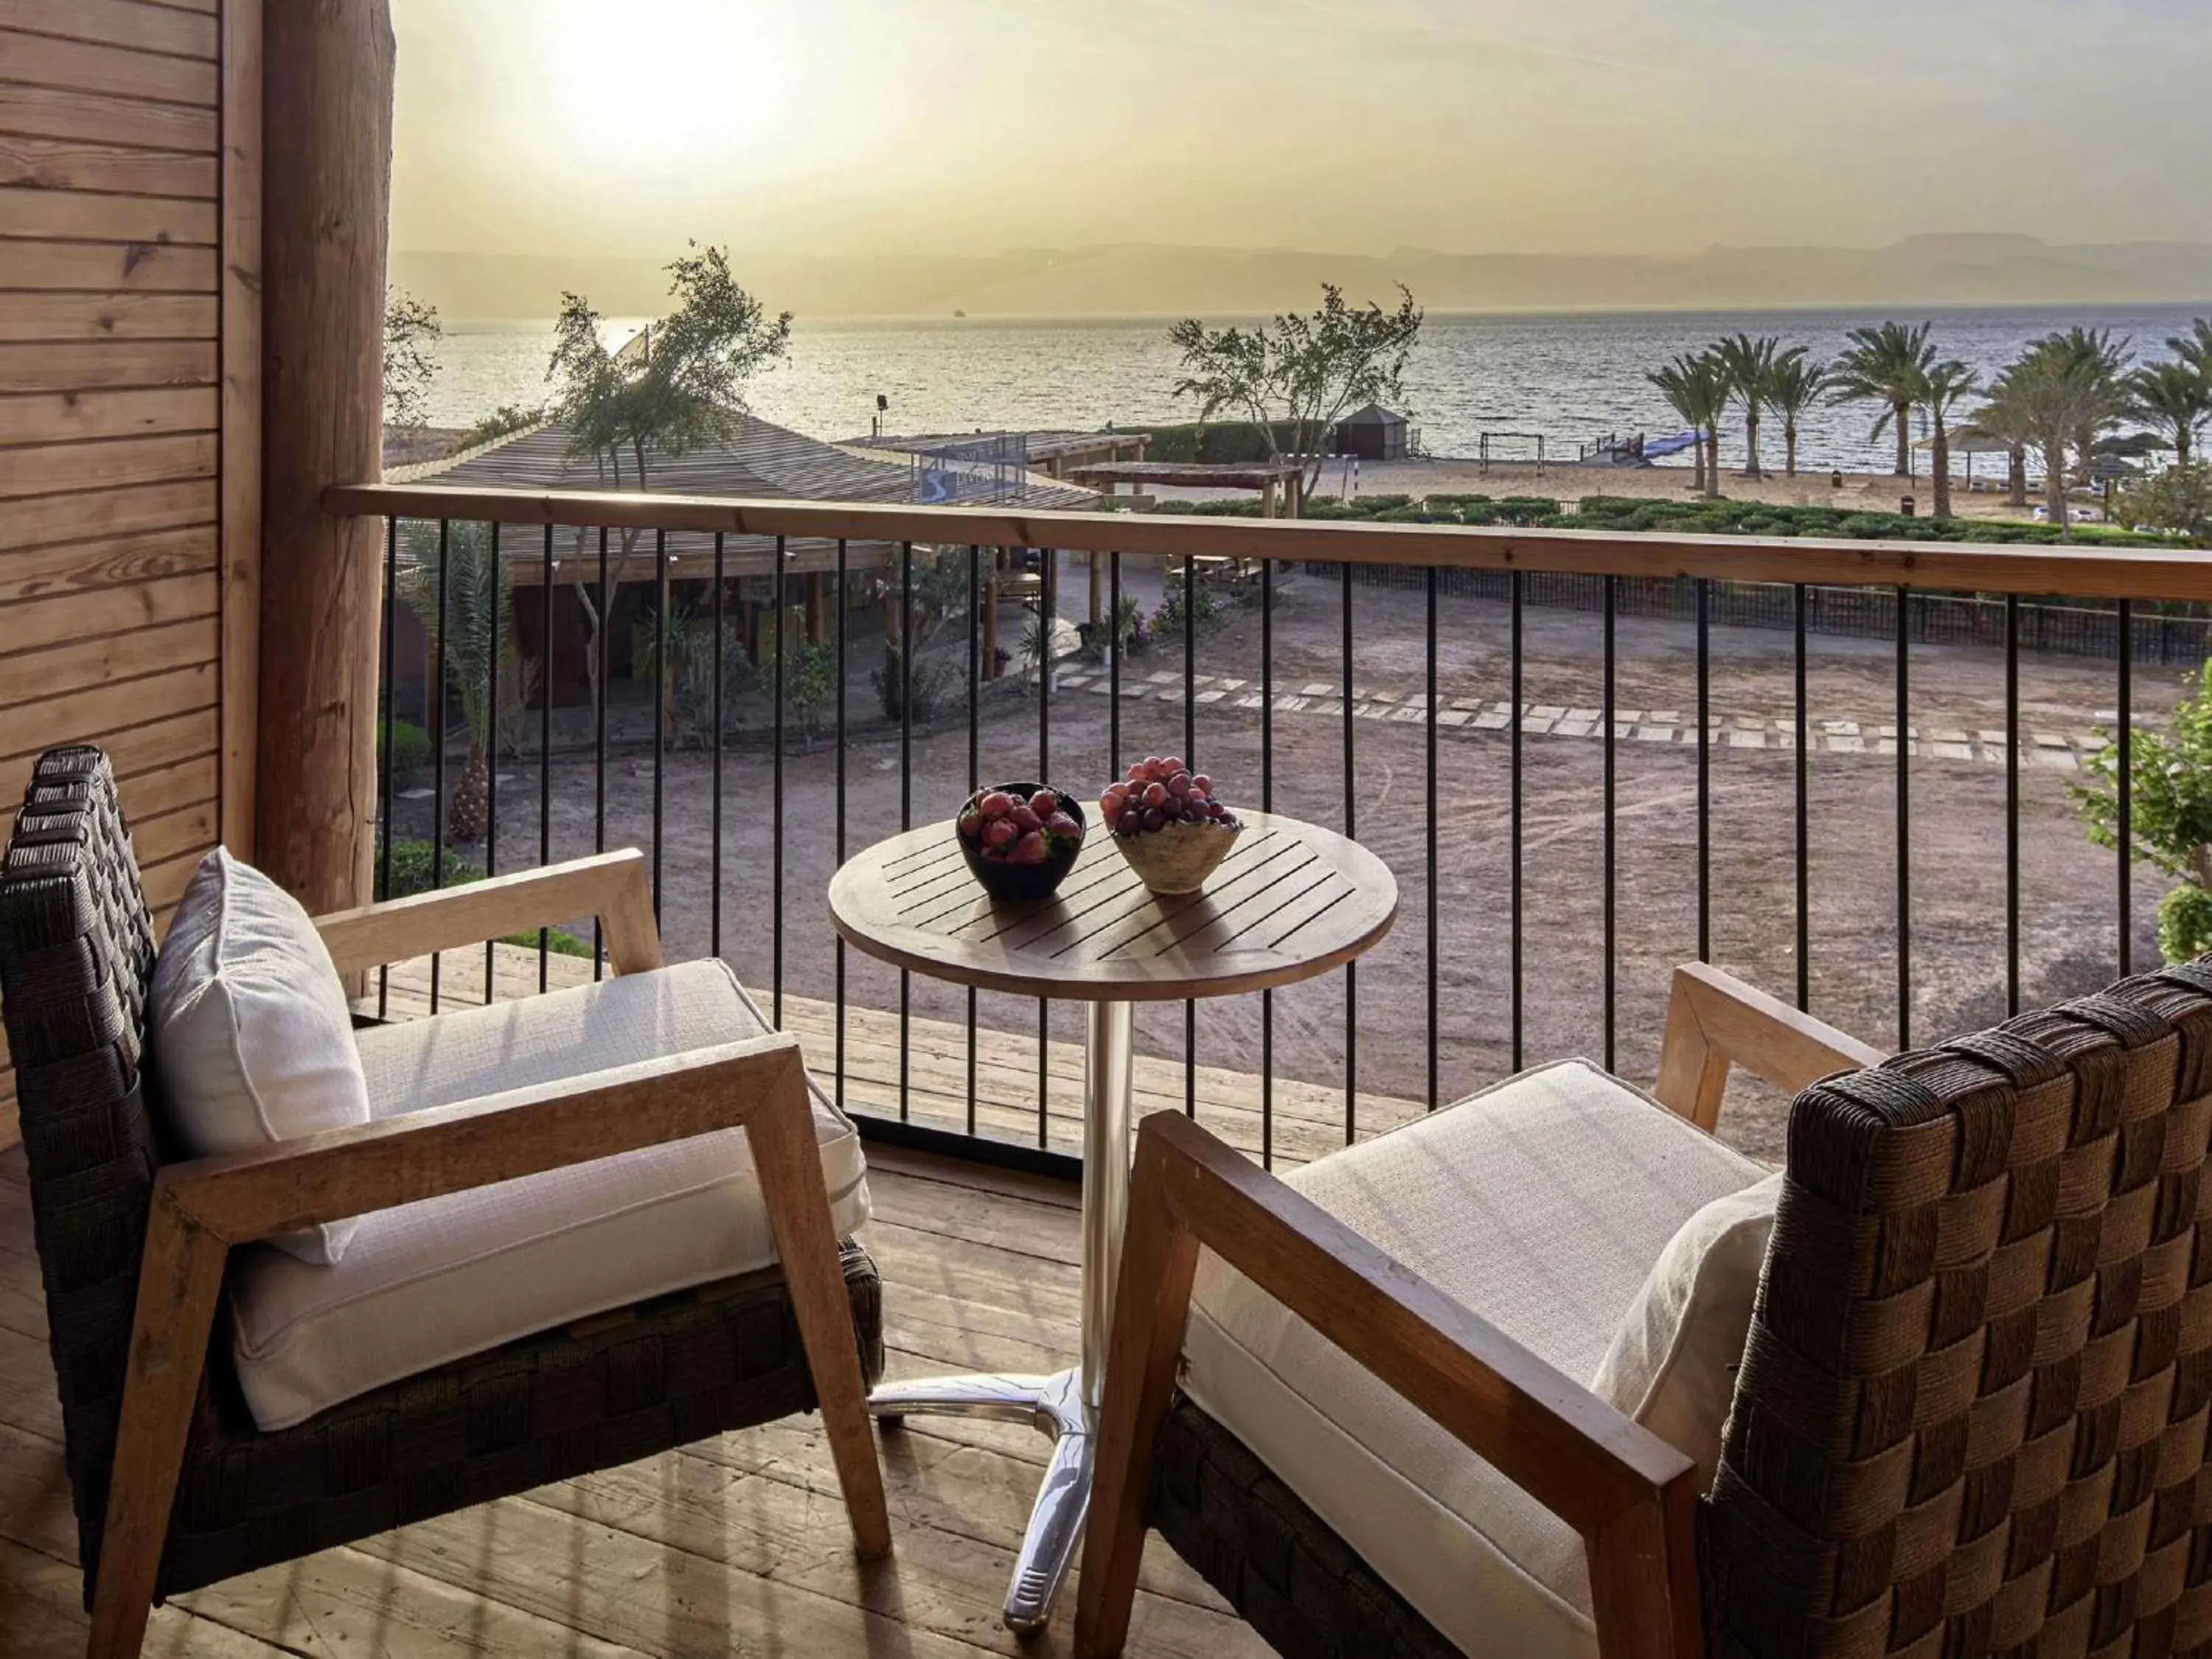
[[391, 0, 2212, 260]]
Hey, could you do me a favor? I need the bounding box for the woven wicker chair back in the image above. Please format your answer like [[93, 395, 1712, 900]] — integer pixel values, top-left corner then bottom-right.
[[0, 748, 165, 1582], [1705, 971, 2212, 1656]]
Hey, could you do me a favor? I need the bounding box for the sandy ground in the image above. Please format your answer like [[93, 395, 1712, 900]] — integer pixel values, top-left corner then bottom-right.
[[397, 563, 2178, 1166], [1146, 455, 2054, 524]]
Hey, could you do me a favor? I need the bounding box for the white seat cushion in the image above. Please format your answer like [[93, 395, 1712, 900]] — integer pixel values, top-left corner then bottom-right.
[[226, 959, 868, 1431], [148, 848, 371, 1266], [1183, 1059, 1768, 1659]]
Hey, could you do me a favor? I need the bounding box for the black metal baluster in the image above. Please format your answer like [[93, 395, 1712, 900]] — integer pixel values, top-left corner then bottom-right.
[[1260, 555, 1276, 1168], [900, 540, 913, 1122], [429, 518, 450, 1014], [836, 538, 849, 1114], [1895, 585, 1911, 1048], [1602, 574, 1617, 1073], [965, 544, 980, 1136], [1794, 582, 1809, 1012], [1510, 568, 1524, 1071], [538, 524, 552, 993], [1183, 551, 1197, 1119], [593, 525, 608, 980], [1697, 577, 1710, 964], [1342, 560, 1357, 1143], [2006, 594, 2021, 1016], [651, 529, 666, 931], [773, 536, 785, 1025], [2120, 598, 2134, 978], [712, 532, 726, 963], [1040, 546, 1055, 1147], [1426, 564, 1439, 1110], [378, 515, 397, 1018], [484, 521, 501, 1004]]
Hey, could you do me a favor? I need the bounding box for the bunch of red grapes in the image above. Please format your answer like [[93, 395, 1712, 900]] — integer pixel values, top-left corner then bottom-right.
[[1100, 757, 1239, 837], [959, 787, 1083, 866]]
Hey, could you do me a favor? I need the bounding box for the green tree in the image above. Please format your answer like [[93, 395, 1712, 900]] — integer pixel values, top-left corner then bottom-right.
[[1968, 369, 2039, 509], [1765, 352, 1831, 478], [2004, 333, 2135, 537], [2077, 658, 2212, 961], [1833, 321, 1937, 478], [1713, 333, 1789, 479], [1169, 284, 1423, 497], [383, 291, 442, 430], [2171, 318, 2212, 382], [2114, 462, 2212, 545], [545, 244, 792, 712], [2129, 361, 2212, 467], [1647, 352, 1728, 498], [1917, 360, 1980, 521], [400, 522, 533, 844]]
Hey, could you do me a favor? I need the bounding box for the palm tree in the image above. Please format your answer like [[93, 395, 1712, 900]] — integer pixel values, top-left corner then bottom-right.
[[2130, 360, 2212, 467], [1832, 321, 1938, 477], [2002, 335, 2135, 539], [1916, 360, 1980, 520], [1764, 352, 1831, 478], [1973, 367, 2038, 509], [1648, 352, 1728, 499], [2169, 318, 2212, 381], [2044, 326, 2134, 485], [400, 522, 534, 843], [1713, 333, 1786, 479]]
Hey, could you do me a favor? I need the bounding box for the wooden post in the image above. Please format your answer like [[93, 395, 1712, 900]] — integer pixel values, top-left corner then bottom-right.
[[1088, 549, 1102, 627], [257, 0, 396, 915]]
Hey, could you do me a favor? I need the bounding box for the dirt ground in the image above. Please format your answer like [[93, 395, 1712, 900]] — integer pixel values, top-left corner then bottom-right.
[[408, 561, 2181, 1166]]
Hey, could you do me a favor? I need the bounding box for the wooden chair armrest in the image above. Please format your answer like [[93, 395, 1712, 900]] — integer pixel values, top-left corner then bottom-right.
[[1077, 1112, 1701, 1659], [310, 849, 664, 977], [1653, 961, 1885, 1133], [157, 1032, 804, 1244], [94, 1031, 889, 1647]]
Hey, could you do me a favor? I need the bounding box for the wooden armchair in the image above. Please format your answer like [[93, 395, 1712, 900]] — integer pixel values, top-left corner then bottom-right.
[[1087, 960, 2212, 1655], [0, 748, 888, 1659]]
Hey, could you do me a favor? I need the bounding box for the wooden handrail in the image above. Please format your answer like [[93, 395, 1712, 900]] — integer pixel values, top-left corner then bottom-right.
[[327, 480, 2212, 601]]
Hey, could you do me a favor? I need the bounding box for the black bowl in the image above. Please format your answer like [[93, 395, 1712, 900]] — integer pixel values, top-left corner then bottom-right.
[[957, 782, 1086, 903]]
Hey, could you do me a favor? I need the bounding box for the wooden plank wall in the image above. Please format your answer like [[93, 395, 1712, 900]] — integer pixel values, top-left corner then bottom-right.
[[0, 0, 259, 1147]]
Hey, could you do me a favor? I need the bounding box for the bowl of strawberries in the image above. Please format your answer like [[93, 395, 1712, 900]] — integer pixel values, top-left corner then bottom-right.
[[1099, 757, 1242, 895], [956, 783, 1088, 902]]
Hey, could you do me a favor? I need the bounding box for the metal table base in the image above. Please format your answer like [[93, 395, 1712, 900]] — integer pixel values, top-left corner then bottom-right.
[[868, 1001, 1135, 1635]]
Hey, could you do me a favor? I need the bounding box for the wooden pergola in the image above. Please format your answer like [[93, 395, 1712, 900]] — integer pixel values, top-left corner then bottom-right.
[[1065, 461, 1306, 518]]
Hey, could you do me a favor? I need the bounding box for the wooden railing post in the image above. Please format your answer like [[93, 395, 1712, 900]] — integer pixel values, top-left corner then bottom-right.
[[257, 0, 395, 914]]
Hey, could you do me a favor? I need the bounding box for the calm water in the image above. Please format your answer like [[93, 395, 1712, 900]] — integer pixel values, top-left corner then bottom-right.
[[424, 305, 2211, 474]]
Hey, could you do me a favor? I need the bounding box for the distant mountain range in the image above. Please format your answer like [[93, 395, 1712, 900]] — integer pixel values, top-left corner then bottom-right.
[[392, 234, 2212, 321]]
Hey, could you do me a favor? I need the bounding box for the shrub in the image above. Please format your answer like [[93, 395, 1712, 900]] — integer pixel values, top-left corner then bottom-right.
[[374, 836, 478, 901], [874, 651, 959, 723], [377, 719, 432, 789], [455, 403, 545, 451]]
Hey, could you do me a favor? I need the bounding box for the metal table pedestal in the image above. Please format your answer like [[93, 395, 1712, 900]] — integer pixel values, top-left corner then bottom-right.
[[867, 1001, 1135, 1635]]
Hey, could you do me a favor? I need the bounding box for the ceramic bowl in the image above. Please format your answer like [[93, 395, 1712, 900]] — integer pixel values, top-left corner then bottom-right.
[[1110, 817, 1242, 895], [956, 782, 1085, 902]]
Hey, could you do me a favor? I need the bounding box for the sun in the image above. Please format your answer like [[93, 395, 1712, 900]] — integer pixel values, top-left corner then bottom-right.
[[539, 0, 807, 173]]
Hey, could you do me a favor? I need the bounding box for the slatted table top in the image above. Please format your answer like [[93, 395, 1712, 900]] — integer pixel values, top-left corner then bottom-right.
[[827, 811, 1397, 1003]]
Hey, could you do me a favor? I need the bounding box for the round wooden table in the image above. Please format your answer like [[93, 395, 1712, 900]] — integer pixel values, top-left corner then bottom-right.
[[828, 810, 1397, 1633]]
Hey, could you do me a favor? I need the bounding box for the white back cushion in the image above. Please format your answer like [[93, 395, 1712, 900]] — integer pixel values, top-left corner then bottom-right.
[[148, 849, 369, 1264], [1588, 1171, 1783, 1490]]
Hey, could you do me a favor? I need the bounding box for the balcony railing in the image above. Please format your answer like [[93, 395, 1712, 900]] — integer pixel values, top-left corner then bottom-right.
[[328, 481, 2212, 1172]]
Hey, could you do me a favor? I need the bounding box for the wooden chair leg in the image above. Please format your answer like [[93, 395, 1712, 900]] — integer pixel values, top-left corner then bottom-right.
[[1075, 1135, 1201, 1659], [745, 1057, 892, 1560], [1655, 965, 1731, 1130], [88, 1192, 227, 1659]]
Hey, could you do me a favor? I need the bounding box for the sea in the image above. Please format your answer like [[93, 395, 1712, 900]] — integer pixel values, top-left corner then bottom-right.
[[421, 305, 2211, 475]]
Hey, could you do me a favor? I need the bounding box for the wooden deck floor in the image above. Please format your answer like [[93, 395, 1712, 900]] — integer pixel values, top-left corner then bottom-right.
[[0, 947, 1419, 1657]]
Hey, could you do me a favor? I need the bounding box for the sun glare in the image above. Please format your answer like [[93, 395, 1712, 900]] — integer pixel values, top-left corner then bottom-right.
[[540, 0, 805, 171]]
